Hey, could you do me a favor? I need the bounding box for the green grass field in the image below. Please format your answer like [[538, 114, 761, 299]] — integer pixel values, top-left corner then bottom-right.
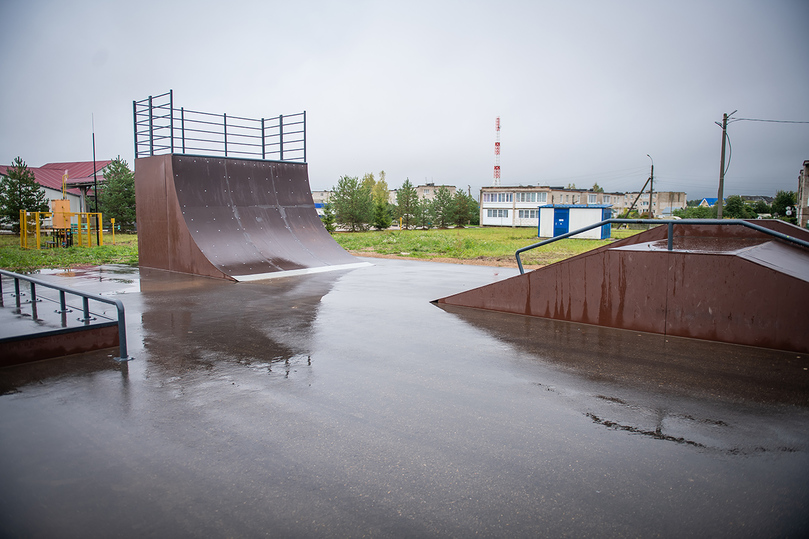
[[332, 226, 641, 267], [0, 226, 644, 272], [0, 233, 138, 273]]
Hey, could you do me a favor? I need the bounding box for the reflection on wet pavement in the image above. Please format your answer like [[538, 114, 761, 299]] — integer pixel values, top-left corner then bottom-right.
[[438, 303, 809, 456], [1, 259, 807, 537]]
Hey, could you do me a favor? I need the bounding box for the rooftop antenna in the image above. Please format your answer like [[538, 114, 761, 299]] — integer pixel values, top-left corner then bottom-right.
[[493, 116, 501, 186]]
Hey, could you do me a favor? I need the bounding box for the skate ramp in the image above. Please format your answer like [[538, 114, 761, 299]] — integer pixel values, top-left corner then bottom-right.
[[135, 154, 368, 281], [435, 221, 809, 353]]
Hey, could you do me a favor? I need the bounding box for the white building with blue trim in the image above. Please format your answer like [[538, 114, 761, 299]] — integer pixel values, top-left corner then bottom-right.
[[538, 204, 612, 239], [479, 185, 686, 226]]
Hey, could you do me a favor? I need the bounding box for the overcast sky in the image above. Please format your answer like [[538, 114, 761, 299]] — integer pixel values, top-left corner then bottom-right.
[[1, 0, 807, 200]]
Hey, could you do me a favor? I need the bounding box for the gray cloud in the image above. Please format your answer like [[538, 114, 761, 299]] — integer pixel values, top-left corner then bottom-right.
[[1, 0, 807, 200]]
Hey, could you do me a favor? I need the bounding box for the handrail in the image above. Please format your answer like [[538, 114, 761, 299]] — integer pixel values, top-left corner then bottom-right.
[[515, 219, 809, 274], [133, 90, 306, 162], [0, 269, 132, 361]]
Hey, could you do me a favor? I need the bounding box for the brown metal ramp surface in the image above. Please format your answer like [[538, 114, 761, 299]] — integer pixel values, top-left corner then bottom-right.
[[436, 221, 809, 353], [135, 154, 368, 281]]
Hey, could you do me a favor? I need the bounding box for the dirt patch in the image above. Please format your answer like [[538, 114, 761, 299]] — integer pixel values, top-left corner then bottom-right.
[[348, 251, 543, 270]]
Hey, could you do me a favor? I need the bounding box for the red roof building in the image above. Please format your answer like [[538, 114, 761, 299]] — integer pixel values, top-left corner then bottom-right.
[[0, 160, 113, 212]]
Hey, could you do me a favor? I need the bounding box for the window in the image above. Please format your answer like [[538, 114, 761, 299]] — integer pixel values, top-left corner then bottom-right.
[[483, 192, 512, 203], [604, 195, 611, 204], [518, 192, 536, 203], [423, 189, 430, 196], [517, 192, 547, 203], [518, 209, 538, 219], [487, 209, 509, 218], [588, 194, 597, 204]]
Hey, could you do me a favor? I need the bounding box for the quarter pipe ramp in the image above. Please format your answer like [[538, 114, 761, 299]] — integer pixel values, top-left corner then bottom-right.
[[135, 154, 367, 281]]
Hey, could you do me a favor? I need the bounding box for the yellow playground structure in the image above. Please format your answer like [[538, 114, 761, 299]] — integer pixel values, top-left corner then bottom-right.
[[20, 199, 103, 249]]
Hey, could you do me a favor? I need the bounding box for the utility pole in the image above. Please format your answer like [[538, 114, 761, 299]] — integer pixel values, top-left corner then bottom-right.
[[716, 113, 728, 219], [715, 110, 736, 220], [647, 154, 654, 218]]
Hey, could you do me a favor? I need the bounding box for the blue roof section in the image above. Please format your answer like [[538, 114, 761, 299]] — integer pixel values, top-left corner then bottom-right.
[[700, 198, 723, 207], [538, 204, 613, 208]]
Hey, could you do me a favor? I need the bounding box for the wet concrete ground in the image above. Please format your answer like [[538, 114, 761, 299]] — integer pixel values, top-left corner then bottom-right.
[[1, 258, 808, 537]]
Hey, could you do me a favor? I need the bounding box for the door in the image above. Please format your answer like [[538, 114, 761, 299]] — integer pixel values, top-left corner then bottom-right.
[[600, 208, 611, 239], [553, 208, 569, 237]]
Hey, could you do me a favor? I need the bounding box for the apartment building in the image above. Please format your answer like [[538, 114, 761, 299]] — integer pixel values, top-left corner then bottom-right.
[[479, 185, 686, 226], [311, 184, 456, 217], [416, 183, 457, 200]]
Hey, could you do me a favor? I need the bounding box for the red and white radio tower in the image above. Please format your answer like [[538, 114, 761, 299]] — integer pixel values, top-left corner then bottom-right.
[[493, 116, 501, 186]]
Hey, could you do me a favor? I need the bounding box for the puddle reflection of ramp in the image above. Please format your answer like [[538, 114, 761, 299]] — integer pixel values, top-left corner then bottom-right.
[[139, 268, 345, 377], [436, 303, 809, 406], [135, 154, 368, 281], [436, 303, 809, 454]]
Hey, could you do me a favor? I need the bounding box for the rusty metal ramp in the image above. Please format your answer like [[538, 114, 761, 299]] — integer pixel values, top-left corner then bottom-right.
[[135, 154, 368, 281], [435, 221, 809, 353]]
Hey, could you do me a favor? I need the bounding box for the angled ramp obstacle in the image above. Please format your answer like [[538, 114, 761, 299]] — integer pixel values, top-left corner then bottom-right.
[[435, 221, 809, 353]]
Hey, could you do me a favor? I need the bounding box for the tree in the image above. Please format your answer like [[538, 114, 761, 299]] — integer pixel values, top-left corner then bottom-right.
[[396, 178, 419, 229], [372, 199, 392, 230], [321, 202, 336, 233], [371, 172, 389, 206], [771, 190, 797, 224], [361, 172, 376, 193], [469, 196, 480, 225], [452, 190, 475, 227], [0, 156, 48, 232], [672, 205, 716, 219], [753, 200, 771, 215], [722, 195, 757, 219], [415, 197, 434, 229], [98, 156, 136, 230], [330, 175, 373, 231], [431, 186, 454, 228], [591, 183, 604, 193], [368, 170, 392, 230]]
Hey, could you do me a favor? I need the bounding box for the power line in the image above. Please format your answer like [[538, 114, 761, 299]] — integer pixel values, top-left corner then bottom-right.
[[731, 117, 809, 124]]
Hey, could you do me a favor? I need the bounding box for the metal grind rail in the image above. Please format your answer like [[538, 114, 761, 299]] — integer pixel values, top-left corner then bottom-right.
[[0, 269, 132, 361], [515, 219, 809, 274]]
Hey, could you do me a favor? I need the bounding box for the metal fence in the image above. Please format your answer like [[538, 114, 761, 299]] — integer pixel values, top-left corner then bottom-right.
[[133, 90, 306, 162], [0, 269, 131, 360], [515, 219, 809, 274]]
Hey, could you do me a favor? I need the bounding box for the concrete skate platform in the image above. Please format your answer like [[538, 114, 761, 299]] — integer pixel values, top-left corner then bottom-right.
[[1, 259, 808, 537]]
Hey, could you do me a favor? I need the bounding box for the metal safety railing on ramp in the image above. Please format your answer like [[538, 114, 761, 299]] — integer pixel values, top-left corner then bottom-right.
[[133, 90, 306, 162], [0, 269, 132, 361], [515, 219, 809, 274]]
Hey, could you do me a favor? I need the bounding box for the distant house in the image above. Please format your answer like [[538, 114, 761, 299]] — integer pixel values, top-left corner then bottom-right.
[[741, 195, 774, 205], [698, 197, 723, 208], [0, 160, 111, 213]]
